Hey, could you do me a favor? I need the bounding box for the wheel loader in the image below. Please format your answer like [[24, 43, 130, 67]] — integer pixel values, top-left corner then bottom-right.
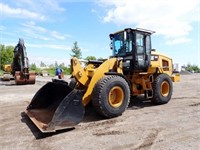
[[2, 39, 35, 84], [2, 64, 13, 81], [25, 28, 180, 132]]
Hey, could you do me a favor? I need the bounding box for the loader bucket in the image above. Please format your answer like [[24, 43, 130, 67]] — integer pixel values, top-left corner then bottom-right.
[[25, 81, 85, 132]]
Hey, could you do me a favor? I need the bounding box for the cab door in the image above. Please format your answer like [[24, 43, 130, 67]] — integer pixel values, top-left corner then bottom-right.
[[134, 32, 151, 71]]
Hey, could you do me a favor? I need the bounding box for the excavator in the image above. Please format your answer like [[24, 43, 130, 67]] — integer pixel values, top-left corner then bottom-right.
[[25, 28, 180, 132], [2, 39, 35, 84]]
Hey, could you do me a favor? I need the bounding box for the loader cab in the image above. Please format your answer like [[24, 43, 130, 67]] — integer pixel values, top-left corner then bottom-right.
[[110, 28, 154, 73]]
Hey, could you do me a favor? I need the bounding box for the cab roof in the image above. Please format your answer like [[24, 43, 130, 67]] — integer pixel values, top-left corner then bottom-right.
[[110, 28, 155, 36]]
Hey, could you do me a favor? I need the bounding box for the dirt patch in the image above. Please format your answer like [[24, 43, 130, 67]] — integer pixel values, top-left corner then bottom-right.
[[135, 129, 160, 150], [189, 102, 200, 107], [93, 130, 126, 136]]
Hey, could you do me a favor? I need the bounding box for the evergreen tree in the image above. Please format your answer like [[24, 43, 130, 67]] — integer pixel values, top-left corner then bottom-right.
[[40, 61, 46, 67], [85, 56, 96, 60], [70, 41, 82, 59]]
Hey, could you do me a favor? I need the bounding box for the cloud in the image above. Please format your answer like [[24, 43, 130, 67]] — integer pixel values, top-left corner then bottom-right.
[[97, 0, 199, 45], [42, 0, 65, 12], [91, 9, 97, 13], [7, 0, 65, 17], [21, 21, 47, 33], [1, 0, 66, 21], [27, 43, 71, 50], [0, 25, 6, 31], [29, 56, 70, 66], [166, 37, 191, 45], [22, 28, 52, 41], [20, 21, 70, 41], [0, 3, 45, 20], [51, 31, 71, 40]]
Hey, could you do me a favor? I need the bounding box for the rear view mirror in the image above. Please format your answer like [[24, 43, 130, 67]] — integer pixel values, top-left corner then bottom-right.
[[124, 31, 127, 41], [110, 42, 113, 50]]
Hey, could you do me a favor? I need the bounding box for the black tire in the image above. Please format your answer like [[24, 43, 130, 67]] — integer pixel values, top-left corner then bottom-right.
[[92, 75, 130, 118], [69, 78, 77, 89], [151, 74, 173, 104]]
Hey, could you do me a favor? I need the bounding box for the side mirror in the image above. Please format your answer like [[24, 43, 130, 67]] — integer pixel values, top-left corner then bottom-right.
[[124, 31, 127, 41], [110, 42, 113, 50]]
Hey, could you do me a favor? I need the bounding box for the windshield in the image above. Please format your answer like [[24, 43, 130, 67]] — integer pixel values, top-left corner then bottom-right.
[[111, 32, 125, 56], [111, 31, 133, 57]]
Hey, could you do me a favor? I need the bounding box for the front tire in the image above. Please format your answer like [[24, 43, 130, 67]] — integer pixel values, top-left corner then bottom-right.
[[151, 74, 173, 104], [92, 75, 130, 118], [68, 78, 77, 89]]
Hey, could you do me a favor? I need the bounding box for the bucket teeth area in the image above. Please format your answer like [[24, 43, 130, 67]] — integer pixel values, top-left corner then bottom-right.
[[25, 82, 85, 132], [25, 109, 54, 131]]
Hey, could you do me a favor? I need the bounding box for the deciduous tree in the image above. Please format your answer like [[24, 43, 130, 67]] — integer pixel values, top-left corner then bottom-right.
[[0, 44, 14, 69]]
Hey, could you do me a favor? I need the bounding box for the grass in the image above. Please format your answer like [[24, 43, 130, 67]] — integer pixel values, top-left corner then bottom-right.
[[0, 67, 71, 77], [0, 70, 4, 76], [30, 67, 71, 76]]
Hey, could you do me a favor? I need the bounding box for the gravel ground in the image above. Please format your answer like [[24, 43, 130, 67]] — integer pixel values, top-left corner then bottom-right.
[[0, 74, 199, 150]]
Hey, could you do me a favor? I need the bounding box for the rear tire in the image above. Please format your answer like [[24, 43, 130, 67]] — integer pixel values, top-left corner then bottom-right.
[[151, 74, 173, 104], [92, 75, 130, 118]]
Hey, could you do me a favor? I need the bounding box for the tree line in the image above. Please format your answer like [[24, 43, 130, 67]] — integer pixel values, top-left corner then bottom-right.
[[0, 42, 102, 76], [0, 44, 14, 69], [1, 42, 200, 75], [183, 64, 200, 73]]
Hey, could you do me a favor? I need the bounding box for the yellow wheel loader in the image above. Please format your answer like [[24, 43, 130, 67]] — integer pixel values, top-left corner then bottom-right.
[[25, 28, 180, 132], [2, 64, 13, 81]]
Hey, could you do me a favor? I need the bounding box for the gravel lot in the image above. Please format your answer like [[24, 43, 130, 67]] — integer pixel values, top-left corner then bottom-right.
[[0, 74, 199, 150]]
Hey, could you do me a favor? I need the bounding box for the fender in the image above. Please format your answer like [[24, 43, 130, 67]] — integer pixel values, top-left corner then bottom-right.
[[105, 72, 132, 95], [81, 58, 119, 106]]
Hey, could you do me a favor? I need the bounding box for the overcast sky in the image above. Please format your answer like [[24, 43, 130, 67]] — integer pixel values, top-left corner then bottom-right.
[[0, 0, 199, 66]]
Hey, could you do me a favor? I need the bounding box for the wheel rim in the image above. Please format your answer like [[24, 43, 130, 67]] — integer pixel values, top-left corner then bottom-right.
[[160, 81, 170, 97], [108, 86, 124, 108]]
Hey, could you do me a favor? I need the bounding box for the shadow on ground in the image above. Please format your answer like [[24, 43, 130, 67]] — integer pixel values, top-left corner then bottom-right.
[[0, 78, 16, 86], [128, 95, 155, 110]]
